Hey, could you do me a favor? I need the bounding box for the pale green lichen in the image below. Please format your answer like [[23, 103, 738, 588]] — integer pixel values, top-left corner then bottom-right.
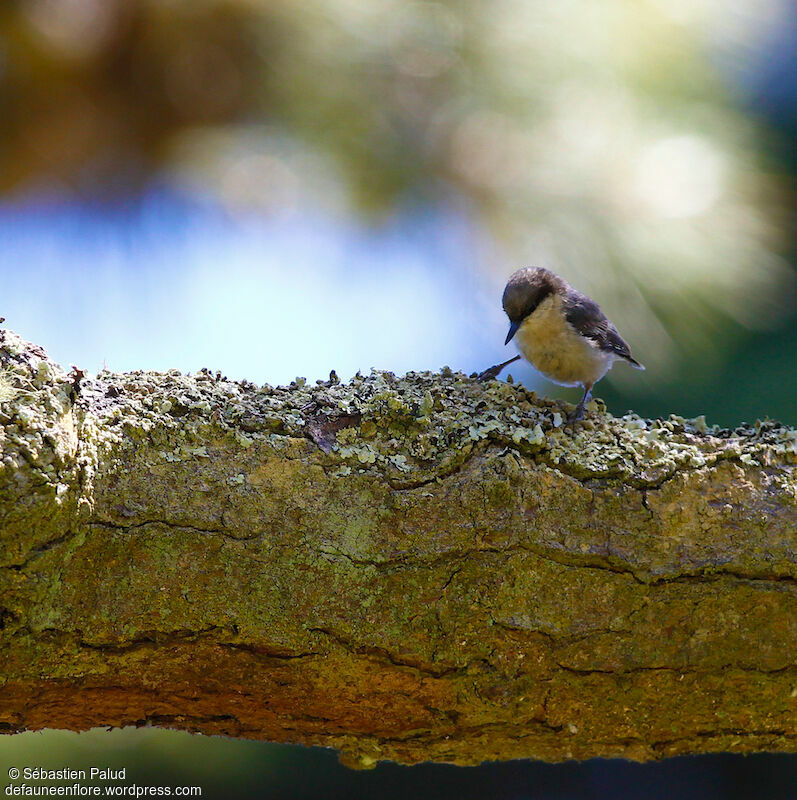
[[388, 454, 410, 471], [69, 359, 796, 500], [233, 432, 252, 449], [339, 444, 378, 464], [512, 423, 545, 445], [0, 369, 20, 403], [4, 337, 795, 505]]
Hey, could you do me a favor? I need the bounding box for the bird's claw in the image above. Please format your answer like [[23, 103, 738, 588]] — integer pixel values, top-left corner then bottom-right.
[[566, 388, 592, 423], [477, 364, 503, 382], [566, 405, 586, 423], [477, 355, 521, 383]]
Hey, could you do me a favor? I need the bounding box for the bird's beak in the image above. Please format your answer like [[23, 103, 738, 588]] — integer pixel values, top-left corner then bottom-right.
[[505, 320, 520, 345]]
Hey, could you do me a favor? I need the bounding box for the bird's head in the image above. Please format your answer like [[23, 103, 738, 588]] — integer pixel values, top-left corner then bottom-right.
[[502, 267, 563, 344]]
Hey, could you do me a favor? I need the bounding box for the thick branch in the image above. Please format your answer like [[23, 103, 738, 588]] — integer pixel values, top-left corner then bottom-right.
[[0, 329, 795, 767]]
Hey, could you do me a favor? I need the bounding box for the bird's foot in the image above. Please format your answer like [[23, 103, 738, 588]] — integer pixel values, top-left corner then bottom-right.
[[566, 403, 586, 423], [566, 386, 593, 423], [477, 355, 521, 382]]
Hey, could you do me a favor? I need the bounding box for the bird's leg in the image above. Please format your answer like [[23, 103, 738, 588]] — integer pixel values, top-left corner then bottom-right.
[[477, 354, 521, 382], [568, 383, 593, 423]]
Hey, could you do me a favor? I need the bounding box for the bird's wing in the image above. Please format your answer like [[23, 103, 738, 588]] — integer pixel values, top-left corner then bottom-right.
[[563, 292, 642, 367]]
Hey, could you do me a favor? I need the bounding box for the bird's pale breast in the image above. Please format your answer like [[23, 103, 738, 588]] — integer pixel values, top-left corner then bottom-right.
[[514, 294, 614, 387]]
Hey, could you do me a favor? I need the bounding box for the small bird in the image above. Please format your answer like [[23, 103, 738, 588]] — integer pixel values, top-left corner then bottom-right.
[[481, 267, 644, 421]]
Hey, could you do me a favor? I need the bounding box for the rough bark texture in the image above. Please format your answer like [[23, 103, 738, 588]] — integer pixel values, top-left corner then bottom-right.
[[0, 329, 795, 768]]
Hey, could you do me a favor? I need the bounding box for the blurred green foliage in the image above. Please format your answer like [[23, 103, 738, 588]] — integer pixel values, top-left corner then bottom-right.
[[0, 1, 792, 387]]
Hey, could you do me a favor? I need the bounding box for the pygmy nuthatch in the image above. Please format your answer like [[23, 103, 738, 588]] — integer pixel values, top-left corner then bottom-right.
[[482, 267, 644, 421]]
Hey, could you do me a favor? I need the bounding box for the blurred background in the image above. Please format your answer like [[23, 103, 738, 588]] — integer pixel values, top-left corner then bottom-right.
[[1, 0, 795, 797]]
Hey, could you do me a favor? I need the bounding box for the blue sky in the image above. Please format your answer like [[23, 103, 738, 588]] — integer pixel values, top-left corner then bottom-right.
[[0, 190, 520, 387]]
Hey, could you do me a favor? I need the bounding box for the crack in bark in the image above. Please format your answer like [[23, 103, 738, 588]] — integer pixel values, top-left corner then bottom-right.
[[297, 539, 797, 589], [5, 530, 76, 570], [651, 730, 797, 752], [87, 519, 230, 537], [308, 627, 459, 677], [218, 643, 320, 660]]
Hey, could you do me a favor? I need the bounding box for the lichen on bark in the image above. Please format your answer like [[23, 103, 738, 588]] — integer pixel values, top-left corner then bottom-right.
[[0, 328, 795, 767]]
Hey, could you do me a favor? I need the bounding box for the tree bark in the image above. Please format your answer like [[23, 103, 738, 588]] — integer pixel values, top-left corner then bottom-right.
[[0, 329, 795, 768]]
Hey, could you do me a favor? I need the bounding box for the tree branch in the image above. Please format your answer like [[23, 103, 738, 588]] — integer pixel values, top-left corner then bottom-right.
[[1, 329, 795, 768]]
